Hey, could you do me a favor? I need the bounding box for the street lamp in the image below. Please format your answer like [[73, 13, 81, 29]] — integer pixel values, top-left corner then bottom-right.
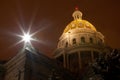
[[21, 32, 34, 50], [15, 27, 39, 51], [22, 33, 32, 43]]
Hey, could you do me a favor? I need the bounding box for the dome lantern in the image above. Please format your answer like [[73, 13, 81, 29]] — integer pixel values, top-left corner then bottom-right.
[[72, 8, 82, 20]]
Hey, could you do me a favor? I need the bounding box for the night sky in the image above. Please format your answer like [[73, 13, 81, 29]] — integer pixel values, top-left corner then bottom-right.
[[0, 0, 120, 60]]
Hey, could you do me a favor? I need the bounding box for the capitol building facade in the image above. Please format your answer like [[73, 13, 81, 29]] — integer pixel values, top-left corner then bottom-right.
[[54, 9, 111, 75]]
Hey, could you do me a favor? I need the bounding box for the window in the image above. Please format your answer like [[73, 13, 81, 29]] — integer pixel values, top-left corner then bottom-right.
[[90, 37, 93, 43], [65, 42, 68, 47], [81, 37, 85, 43], [100, 39, 102, 43], [72, 38, 76, 45]]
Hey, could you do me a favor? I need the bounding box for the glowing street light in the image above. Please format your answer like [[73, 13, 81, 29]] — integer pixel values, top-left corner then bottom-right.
[[22, 32, 32, 43], [19, 31, 35, 50], [14, 26, 39, 51]]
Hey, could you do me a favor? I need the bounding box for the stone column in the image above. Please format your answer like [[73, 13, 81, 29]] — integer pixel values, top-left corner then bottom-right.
[[91, 51, 94, 62], [66, 54, 69, 69], [78, 51, 82, 69], [63, 51, 66, 68]]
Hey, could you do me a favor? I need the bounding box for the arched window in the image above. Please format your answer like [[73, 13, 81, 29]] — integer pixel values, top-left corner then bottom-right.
[[81, 37, 85, 43], [65, 42, 68, 47], [90, 37, 93, 43], [73, 38, 76, 45], [100, 39, 102, 43]]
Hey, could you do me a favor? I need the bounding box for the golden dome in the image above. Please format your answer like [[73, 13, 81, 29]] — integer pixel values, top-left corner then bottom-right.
[[63, 9, 97, 33], [64, 19, 97, 33]]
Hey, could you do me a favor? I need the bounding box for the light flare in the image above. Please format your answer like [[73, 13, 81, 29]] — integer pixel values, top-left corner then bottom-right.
[[21, 32, 32, 43], [14, 26, 40, 50]]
